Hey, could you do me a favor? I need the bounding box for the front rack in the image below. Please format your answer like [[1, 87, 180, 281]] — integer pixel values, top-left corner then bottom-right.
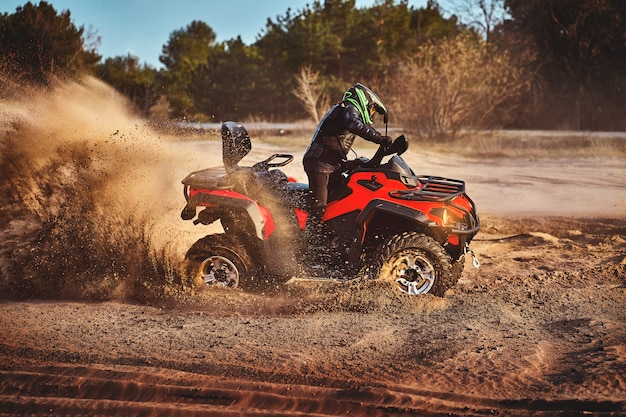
[[389, 176, 466, 202]]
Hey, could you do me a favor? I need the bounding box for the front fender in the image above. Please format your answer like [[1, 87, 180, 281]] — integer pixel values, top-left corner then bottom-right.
[[355, 198, 436, 229], [337, 199, 440, 269]]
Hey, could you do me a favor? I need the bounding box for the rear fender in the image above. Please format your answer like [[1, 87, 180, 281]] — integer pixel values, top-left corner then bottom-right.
[[183, 189, 275, 240]]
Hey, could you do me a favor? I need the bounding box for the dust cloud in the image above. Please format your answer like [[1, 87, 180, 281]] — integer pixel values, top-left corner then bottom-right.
[[0, 77, 220, 300]]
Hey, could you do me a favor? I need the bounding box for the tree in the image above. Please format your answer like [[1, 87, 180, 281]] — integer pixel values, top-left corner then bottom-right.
[[97, 54, 160, 116], [504, 0, 626, 130], [191, 37, 265, 121], [255, 2, 347, 119], [159, 20, 218, 119], [0, 1, 100, 85], [386, 33, 529, 137], [292, 65, 331, 122], [253, 0, 461, 120], [448, 0, 507, 41], [345, 0, 458, 79], [143, 1, 466, 122]]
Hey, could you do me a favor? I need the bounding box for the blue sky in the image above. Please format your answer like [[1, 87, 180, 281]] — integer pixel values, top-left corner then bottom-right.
[[1, 0, 432, 68]]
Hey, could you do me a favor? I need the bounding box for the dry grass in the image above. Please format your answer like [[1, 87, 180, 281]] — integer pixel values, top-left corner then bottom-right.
[[163, 118, 626, 159], [441, 130, 626, 158], [161, 111, 626, 160], [220, 128, 626, 159]]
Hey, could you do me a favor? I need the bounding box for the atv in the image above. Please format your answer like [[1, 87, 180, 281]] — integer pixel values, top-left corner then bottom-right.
[[180, 121, 480, 296]]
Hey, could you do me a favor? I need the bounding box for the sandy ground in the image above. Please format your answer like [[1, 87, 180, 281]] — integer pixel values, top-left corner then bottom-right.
[[1, 155, 625, 416], [0, 79, 625, 416]]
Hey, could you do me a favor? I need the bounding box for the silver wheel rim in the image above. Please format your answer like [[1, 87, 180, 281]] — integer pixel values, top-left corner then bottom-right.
[[387, 250, 435, 295], [199, 255, 240, 288]]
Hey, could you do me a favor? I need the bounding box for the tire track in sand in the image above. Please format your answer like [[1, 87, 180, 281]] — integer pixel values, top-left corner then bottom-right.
[[1, 364, 624, 416]]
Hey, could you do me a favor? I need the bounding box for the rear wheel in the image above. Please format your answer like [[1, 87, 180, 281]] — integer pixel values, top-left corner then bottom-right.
[[184, 234, 254, 289], [373, 232, 455, 296]]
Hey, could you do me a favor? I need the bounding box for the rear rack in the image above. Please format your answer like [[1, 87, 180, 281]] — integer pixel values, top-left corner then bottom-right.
[[390, 176, 466, 202]]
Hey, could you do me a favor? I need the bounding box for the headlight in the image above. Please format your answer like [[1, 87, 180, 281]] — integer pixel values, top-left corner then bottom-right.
[[432, 207, 468, 230], [443, 208, 460, 227]]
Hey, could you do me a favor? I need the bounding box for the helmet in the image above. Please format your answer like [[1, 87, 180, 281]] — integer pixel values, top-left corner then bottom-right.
[[342, 83, 387, 125]]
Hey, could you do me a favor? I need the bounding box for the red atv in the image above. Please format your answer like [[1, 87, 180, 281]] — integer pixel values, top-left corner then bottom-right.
[[181, 121, 480, 295]]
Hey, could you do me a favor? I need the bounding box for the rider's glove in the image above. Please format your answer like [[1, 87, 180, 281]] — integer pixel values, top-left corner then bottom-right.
[[378, 135, 392, 147]]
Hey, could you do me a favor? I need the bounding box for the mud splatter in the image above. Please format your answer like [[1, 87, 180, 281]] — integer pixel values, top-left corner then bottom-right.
[[0, 77, 216, 300]]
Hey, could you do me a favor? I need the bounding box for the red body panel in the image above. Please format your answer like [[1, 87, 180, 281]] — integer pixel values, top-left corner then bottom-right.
[[189, 188, 276, 239], [294, 208, 308, 230], [323, 172, 469, 226]]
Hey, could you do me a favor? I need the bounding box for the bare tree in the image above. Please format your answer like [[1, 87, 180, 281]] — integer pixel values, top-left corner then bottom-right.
[[387, 33, 531, 138], [292, 65, 330, 123], [448, 0, 507, 41]]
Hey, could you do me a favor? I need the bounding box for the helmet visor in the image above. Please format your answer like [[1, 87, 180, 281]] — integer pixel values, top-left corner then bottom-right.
[[368, 102, 386, 116], [357, 83, 387, 115]]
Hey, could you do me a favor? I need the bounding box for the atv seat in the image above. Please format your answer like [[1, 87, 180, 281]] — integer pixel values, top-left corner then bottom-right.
[[182, 167, 232, 190]]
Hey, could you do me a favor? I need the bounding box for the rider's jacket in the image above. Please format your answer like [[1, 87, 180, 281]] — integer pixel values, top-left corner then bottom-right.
[[303, 102, 383, 165]]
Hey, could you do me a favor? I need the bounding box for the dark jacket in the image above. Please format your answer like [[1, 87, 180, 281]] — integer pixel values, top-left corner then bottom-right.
[[303, 102, 383, 165]]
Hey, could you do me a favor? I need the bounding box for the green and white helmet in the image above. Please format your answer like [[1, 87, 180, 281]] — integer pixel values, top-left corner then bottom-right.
[[343, 83, 387, 125]]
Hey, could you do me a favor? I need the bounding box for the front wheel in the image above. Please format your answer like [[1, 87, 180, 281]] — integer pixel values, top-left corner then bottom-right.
[[373, 232, 455, 296], [183, 234, 254, 289]]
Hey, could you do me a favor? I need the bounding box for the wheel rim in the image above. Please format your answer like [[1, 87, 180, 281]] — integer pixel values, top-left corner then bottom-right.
[[199, 255, 240, 288], [386, 250, 436, 295]]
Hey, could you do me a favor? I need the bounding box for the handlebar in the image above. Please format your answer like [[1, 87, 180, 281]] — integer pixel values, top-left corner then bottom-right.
[[361, 135, 408, 169]]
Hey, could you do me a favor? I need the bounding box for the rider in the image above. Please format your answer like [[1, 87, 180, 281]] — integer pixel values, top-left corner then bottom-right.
[[303, 83, 391, 227]]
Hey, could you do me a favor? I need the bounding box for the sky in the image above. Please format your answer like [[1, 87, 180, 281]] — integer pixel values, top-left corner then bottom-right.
[[1, 0, 432, 69]]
